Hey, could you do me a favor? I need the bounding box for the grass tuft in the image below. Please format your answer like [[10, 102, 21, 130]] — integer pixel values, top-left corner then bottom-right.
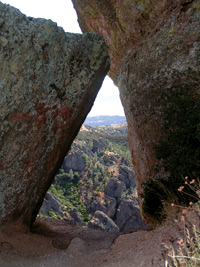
[[164, 180, 200, 267]]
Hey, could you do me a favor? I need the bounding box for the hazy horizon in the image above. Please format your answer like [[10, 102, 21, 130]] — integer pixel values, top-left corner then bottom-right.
[[86, 114, 126, 118]]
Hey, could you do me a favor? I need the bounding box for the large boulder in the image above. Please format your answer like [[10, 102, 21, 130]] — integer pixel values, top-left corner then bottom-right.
[[69, 208, 82, 226], [0, 3, 109, 230], [40, 192, 64, 217], [72, 0, 200, 195], [88, 210, 119, 233], [39, 198, 51, 216], [92, 138, 108, 153], [115, 197, 146, 232], [104, 178, 126, 200], [89, 197, 107, 215], [63, 151, 86, 172], [118, 165, 136, 189], [72, 0, 160, 82], [89, 193, 116, 219], [105, 196, 117, 219]]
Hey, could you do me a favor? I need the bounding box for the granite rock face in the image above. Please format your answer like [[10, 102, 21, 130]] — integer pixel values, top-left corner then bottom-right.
[[115, 196, 146, 232], [0, 3, 109, 230], [89, 194, 117, 219], [69, 209, 82, 226], [72, 0, 165, 82], [118, 165, 136, 189], [63, 151, 86, 172], [72, 0, 200, 191], [104, 178, 126, 200], [39, 192, 64, 217], [88, 210, 119, 233]]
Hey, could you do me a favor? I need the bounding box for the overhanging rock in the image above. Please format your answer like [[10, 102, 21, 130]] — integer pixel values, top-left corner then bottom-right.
[[0, 3, 109, 230], [72, 0, 200, 193]]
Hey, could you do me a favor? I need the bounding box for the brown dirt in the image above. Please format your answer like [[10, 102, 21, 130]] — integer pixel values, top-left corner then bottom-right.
[[0, 212, 198, 267]]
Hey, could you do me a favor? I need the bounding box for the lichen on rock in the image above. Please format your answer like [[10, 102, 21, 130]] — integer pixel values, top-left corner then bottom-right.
[[0, 2, 109, 230]]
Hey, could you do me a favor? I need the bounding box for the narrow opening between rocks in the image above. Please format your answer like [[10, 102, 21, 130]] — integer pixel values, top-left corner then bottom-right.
[[37, 76, 146, 234], [1, 0, 146, 236]]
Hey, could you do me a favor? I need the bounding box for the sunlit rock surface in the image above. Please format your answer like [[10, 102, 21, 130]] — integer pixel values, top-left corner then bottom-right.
[[0, 3, 109, 230]]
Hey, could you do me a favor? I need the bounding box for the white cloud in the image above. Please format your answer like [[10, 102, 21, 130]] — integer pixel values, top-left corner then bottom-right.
[[88, 94, 125, 117], [98, 76, 119, 98]]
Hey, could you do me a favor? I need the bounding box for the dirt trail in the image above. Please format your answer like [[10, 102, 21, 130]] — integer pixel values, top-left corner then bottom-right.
[[0, 217, 190, 267]]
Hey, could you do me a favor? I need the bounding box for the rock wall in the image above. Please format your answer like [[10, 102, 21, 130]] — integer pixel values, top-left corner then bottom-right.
[[0, 3, 109, 230], [72, 0, 200, 190]]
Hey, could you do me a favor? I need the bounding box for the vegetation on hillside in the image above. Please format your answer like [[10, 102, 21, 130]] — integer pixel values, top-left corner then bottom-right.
[[84, 115, 126, 127], [40, 123, 134, 225]]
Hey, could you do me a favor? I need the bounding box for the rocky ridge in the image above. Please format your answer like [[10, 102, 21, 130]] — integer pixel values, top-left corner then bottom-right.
[[84, 115, 126, 127]]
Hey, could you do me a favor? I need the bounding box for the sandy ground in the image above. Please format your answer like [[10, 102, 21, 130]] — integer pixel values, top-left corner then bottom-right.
[[0, 212, 199, 267]]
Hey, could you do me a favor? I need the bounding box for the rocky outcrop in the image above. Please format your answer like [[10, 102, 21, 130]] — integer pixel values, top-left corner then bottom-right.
[[0, 3, 109, 230], [88, 210, 119, 233], [115, 196, 146, 232], [92, 138, 108, 153], [89, 193, 116, 219], [72, 0, 161, 82], [118, 165, 136, 189], [63, 152, 86, 172], [104, 178, 126, 200], [40, 192, 64, 217], [72, 0, 200, 193], [69, 209, 82, 226], [86, 170, 145, 232], [88, 194, 146, 233]]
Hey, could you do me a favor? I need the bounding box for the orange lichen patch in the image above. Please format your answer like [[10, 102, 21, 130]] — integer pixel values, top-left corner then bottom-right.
[[60, 106, 73, 123], [51, 106, 74, 135], [34, 102, 51, 131], [8, 112, 31, 122], [23, 159, 31, 170], [42, 51, 48, 61], [34, 102, 74, 133]]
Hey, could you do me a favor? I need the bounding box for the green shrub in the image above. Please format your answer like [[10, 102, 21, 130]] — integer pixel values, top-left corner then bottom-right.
[[165, 180, 200, 266]]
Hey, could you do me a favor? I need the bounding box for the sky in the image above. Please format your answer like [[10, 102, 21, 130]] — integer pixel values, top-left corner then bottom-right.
[[1, 0, 125, 117]]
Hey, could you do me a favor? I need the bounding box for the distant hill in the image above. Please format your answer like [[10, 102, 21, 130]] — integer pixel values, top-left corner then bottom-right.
[[84, 115, 126, 127]]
